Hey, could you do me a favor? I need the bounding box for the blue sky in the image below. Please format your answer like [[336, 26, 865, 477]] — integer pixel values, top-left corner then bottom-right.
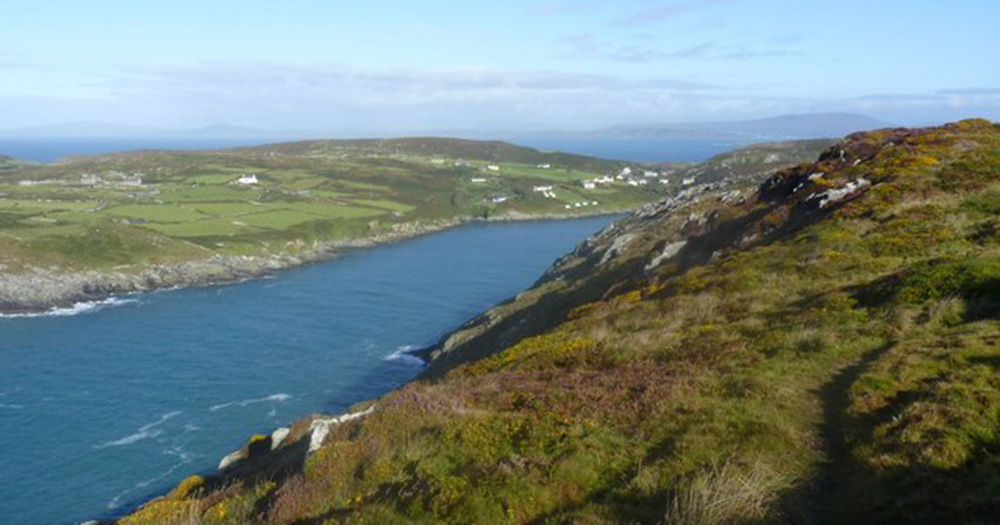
[[1, 0, 998, 132]]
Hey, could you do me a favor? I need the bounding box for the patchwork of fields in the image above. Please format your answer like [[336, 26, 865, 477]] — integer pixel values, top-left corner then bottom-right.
[[0, 138, 663, 271]]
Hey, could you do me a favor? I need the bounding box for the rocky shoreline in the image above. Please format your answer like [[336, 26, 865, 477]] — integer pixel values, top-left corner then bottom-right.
[[0, 210, 628, 315]]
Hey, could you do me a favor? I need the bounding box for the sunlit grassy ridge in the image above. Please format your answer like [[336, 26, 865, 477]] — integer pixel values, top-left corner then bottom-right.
[[117, 122, 1000, 525]]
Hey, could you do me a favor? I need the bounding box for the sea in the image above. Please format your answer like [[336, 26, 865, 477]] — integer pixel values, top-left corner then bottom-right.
[[0, 137, 737, 164], [0, 135, 728, 525], [0, 215, 619, 524]]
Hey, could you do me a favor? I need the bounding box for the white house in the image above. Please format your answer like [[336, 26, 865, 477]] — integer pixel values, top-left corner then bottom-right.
[[485, 164, 501, 172], [237, 174, 259, 185], [659, 179, 671, 185], [582, 181, 596, 190], [620, 167, 632, 177], [644, 171, 659, 178], [594, 175, 614, 184], [490, 194, 509, 203], [532, 185, 554, 192], [470, 177, 487, 183], [537, 163, 551, 169], [682, 177, 696, 186]]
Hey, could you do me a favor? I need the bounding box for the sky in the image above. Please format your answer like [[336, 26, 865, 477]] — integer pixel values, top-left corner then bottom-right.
[[1, 0, 998, 133]]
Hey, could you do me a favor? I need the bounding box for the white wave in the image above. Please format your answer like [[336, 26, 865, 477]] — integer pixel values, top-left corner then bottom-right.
[[384, 345, 426, 366], [0, 297, 140, 319], [96, 410, 182, 449], [0, 403, 24, 409], [209, 393, 292, 412]]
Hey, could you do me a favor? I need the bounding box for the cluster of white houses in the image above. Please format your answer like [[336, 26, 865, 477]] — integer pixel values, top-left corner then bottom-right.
[[564, 200, 599, 209], [579, 166, 675, 189], [532, 185, 557, 198]]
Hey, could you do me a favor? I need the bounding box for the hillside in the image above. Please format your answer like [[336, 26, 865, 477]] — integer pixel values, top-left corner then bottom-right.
[[115, 120, 1000, 525], [0, 137, 824, 314], [661, 139, 836, 188], [0, 155, 35, 171], [0, 138, 649, 313]]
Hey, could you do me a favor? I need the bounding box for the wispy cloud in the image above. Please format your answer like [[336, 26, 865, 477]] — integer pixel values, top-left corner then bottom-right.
[[613, 0, 738, 27], [527, 1, 597, 16], [612, 41, 715, 62]]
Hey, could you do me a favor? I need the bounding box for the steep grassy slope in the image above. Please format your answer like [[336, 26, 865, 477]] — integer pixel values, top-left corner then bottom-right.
[[117, 121, 1000, 525]]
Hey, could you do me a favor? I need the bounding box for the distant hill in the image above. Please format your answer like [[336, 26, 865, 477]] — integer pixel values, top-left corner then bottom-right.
[[235, 137, 626, 173], [0, 155, 36, 170], [599, 112, 892, 140], [0, 121, 276, 139], [663, 138, 837, 187]]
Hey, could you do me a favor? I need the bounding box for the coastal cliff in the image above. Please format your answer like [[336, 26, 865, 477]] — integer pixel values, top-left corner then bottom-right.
[[111, 121, 1000, 525]]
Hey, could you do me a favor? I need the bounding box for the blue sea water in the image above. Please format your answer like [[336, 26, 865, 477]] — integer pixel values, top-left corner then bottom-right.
[[0, 138, 283, 163], [0, 216, 616, 525], [0, 137, 738, 164]]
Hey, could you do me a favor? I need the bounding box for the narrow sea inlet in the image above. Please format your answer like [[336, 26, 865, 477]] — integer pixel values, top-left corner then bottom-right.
[[0, 216, 615, 525]]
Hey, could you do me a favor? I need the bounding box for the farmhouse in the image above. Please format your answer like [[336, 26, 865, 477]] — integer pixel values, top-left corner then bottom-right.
[[581, 181, 596, 190], [682, 177, 696, 186], [237, 174, 259, 185], [485, 165, 501, 172]]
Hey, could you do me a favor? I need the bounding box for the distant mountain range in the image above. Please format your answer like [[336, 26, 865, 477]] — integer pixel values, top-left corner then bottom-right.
[[594, 113, 893, 141], [0, 121, 279, 139], [0, 113, 894, 142]]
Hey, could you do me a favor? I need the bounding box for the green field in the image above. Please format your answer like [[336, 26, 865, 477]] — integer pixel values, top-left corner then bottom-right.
[[0, 137, 664, 271]]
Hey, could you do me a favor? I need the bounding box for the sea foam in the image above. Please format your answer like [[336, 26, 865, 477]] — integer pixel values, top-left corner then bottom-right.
[[384, 345, 426, 366], [0, 297, 140, 319], [209, 393, 292, 412], [96, 411, 183, 449]]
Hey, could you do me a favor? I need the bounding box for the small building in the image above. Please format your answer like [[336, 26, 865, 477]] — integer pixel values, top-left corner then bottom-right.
[[537, 163, 551, 169], [644, 171, 659, 178], [470, 177, 487, 183], [659, 179, 671, 185], [489, 194, 509, 203], [237, 174, 259, 185], [620, 167, 632, 176], [532, 185, 554, 192], [581, 181, 596, 190], [682, 177, 696, 186], [485, 164, 501, 172], [80, 174, 101, 185]]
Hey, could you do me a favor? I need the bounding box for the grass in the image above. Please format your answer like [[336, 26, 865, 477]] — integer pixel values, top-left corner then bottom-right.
[[117, 120, 1000, 525], [0, 138, 674, 271], [105, 204, 209, 223]]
